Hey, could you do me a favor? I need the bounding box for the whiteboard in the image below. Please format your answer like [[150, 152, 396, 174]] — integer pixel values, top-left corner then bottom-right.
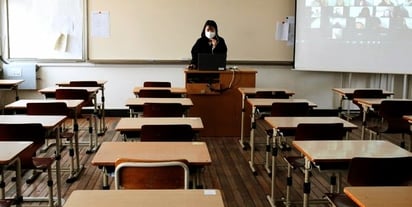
[[88, 0, 294, 62], [6, 0, 84, 60]]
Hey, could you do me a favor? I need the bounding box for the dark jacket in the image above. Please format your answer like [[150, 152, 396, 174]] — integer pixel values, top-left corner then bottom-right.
[[190, 36, 227, 67]]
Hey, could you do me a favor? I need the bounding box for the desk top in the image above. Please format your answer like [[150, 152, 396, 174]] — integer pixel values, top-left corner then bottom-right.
[[353, 98, 412, 108], [56, 80, 107, 87], [0, 115, 67, 128], [332, 88, 394, 96], [264, 116, 357, 129], [5, 99, 83, 109], [0, 79, 24, 86], [238, 87, 295, 96], [133, 87, 187, 95], [63, 189, 224, 207], [246, 98, 317, 107], [115, 117, 204, 131], [125, 97, 193, 106], [344, 186, 412, 207], [38, 86, 101, 94], [0, 141, 33, 164], [292, 140, 412, 164], [92, 141, 211, 166]]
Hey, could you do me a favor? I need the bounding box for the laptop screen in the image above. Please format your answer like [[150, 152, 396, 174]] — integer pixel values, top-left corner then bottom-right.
[[197, 53, 226, 71]]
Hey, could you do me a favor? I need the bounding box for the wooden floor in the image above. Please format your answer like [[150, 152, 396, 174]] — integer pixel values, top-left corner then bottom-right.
[[3, 115, 411, 207]]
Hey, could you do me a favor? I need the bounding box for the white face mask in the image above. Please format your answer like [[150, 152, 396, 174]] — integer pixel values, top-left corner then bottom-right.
[[205, 31, 216, 39]]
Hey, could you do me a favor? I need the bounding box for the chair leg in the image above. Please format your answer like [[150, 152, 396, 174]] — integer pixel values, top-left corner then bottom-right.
[[0, 169, 5, 199], [285, 163, 292, 206], [46, 167, 54, 207]]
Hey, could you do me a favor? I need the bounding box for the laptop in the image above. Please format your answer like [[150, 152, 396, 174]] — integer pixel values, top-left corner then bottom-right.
[[197, 53, 226, 71]]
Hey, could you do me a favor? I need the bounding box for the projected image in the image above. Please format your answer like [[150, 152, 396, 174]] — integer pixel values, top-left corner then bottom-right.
[[295, 0, 412, 73]]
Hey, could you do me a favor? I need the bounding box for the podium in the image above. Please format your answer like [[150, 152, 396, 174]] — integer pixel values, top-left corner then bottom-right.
[[185, 69, 256, 137]]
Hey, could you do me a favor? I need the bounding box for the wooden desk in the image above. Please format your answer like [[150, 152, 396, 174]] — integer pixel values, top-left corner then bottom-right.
[[246, 98, 317, 174], [92, 141, 211, 189], [0, 115, 67, 207], [64, 189, 224, 207], [115, 117, 204, 132], [263, 116, 358, 206], [237, 87, 295, 149], [352, 98, 412, 139], [185, 69, 256, 137], [4, 100, 85, 183], [125, 97, 193, 117], [292, 140, 412, 207], [56, 80, 108, 134], [133, 87, 187, 97], [0, 141, 32, 207], [344, 186, 412, 207], [39, 86, 102, 153], [38, 86, 100, 98], [0, 79, 24, 101], [332, 88, 393, 119]]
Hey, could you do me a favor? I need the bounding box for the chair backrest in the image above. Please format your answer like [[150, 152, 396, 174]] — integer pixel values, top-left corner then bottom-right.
[[69, 81, 99, 87], [255, 91, 290, 99], [271, 102, 310, 117], [143, 81, 171, 87], [140, 124, 194, 141], [26, 102, 70, 116], [114, 158, 189, 190], [138, 89, 173, 98], [0, 123, 45, 169], [377, 100, 412, 133], [294, 123, 346, 141], [55, 88, 92, 107], [143, 103, 185, 117], [347, 156, 412, 186], [352, 89, 386, 99]]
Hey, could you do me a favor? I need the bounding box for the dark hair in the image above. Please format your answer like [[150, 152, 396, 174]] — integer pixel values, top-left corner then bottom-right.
[[201, 20, 219, 38]]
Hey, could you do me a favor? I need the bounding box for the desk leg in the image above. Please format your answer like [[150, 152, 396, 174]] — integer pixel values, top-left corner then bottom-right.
[[55, 128, 62, 207], [264, 130, 273, 175], [66, 114, 84, 183], [0, 169, 4, 199], [102, 167, 110, 190], [361, 105, 367, 140], [15, 158, 22, 207], [266, 128, 278, 207], [303, 157, 311, 207], [248, 106, 257, 175], [14, 86, 19, 101], [239, 94, 246, 149]]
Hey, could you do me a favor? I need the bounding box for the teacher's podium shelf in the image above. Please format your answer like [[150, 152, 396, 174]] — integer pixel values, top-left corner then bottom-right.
[[185, 69, 256, 137]]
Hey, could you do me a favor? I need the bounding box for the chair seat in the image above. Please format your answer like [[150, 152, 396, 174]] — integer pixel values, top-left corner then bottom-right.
[[283, 156, 305, 169], [324, 193, 358, 207], [32, 157, 54, 170], [0, 199, 13, 207]]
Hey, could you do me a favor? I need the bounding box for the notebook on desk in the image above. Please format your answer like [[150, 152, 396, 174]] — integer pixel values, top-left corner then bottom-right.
[[197, 53, 226, 71]]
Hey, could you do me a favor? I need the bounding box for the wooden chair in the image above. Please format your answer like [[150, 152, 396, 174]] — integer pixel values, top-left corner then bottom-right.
[[367, 100, 412, 150], [142, 102, 185, 117], [352, 89, 386, 118], [282, 123, 346, 206], [254, 91, 290, 119], [114, 158, 189, 189], [266, 102, 310, 151], [26, 102, 76, 176], [325, 156, 412, 207], [0, 123, 55, 206], [143, 81, 171, 87], [55, 89, 97, 153], [140, 124, 194, 142], [138, 89, 173, 98], [69, 81, 99, 87]]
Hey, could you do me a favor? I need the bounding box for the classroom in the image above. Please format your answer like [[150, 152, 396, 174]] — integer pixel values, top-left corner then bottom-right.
[[0, 0, 412, 207]]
